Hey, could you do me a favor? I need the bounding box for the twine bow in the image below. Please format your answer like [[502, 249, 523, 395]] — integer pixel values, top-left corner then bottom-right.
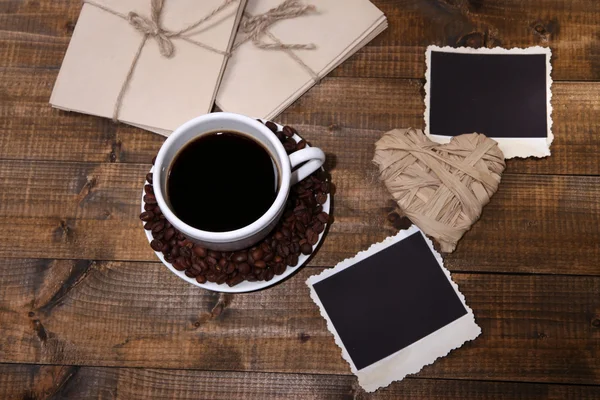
[[373, 128, 506, 252], [126, 0, 175, 58], [237, 0, 316, 50]]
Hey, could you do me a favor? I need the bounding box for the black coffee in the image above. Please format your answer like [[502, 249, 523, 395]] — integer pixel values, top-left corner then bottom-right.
[[167, 131, 278, 232]]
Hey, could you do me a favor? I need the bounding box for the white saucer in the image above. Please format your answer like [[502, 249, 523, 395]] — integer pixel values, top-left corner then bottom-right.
[[141, 121, 330, 293]]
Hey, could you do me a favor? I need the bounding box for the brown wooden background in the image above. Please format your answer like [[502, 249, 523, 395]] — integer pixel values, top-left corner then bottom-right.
[[1, 0, 599, 398]]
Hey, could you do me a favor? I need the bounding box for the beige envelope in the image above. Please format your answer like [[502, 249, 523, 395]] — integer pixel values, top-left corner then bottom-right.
[[216, 0, 387, 119], [51, 0, 247, 134]]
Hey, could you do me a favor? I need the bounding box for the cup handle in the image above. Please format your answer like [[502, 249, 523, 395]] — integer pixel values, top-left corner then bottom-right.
[[289, 147, 326, 185]]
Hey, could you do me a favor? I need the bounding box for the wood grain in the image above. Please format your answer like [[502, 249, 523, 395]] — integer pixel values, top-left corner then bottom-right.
[[1, 260, 599, 384], [1, 0, 599, 80], [0, 160, 598, 275], [1, 0, 600, 396], [1, 363, 599, 400], [2, 68, 599, 175]]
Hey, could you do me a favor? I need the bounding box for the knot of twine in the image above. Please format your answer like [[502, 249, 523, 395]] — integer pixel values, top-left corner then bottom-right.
[[237, 0, 316, 50], [126, 4, 175, 58], [373, 128, 506, 252]]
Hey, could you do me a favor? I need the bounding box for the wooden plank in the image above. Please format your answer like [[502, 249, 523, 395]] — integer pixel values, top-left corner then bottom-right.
[[1, 364, 599, 400], [1, 0, 600, 80], [0, 160, 599, 275], [331, 0, 600, 81], [1, 260, 599, 384], [1, 68, 599, 174]]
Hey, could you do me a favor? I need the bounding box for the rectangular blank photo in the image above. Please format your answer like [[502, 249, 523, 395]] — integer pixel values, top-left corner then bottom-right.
[[424, 46, 553, 159], [306, 226, 480, 392]]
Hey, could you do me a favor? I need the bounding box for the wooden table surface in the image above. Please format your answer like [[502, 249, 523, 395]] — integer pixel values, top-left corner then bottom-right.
[[1, 0, 600, 398]]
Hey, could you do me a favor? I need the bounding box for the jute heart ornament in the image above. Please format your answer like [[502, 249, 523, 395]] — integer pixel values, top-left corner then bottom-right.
[[373, 128, 505, 252]]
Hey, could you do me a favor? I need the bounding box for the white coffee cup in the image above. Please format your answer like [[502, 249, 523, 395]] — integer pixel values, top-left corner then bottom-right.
[[153, 112, 326, 251]]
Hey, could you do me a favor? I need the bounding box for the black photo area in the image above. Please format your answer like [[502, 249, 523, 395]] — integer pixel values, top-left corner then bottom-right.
[[313, 233, 467, 370], [429, 51, 548, 138]]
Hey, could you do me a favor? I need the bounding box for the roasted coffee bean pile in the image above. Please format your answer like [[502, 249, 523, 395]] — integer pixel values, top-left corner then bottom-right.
[[141, 122, 331, 287]]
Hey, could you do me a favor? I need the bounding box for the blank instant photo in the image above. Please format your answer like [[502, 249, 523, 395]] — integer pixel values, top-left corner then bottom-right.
[[424, 46, 553, 159], [306, 226, 480, 392]]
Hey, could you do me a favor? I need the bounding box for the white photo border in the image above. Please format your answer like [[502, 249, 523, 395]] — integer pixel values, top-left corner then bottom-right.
[[424, 45, 553, 159]]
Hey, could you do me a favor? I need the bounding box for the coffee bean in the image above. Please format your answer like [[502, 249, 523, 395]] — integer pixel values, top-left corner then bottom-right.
[[185, 269, 197, 278], [275, 231, 284, 240], [216, 274, 228, 285], [225, 262, 236, 274], [291, 242, 300, 254], [320, 182, 331, 193], [316, 192, 327, 204], [144, 221, 154, 230], [193, 246, 207, 258], [196, 275, 207, 284], [283, 140, 296, 153], [295, 221, 306, 233], [312, 221, 324, 234], [251, 248, 264, 261], [144, 194, 157, 205], [228, 274, 245, 287], [206, 256, 217, 265], [152, 221, 165, 233], [180, 245, 192, 258], [306, 229, 318, 245], [232, 251, 248, 263], [146, 173, 153, 184], [144, 185, 154, 195], [282, 125, 295, 138], [265, 268, 275, 281], [152, 230, 164, 240], [164, 228, 175, 241], [296, 140, 307, 150], [264, 252, 274, 262], [274, 263, 286, 275], [208, 250, 220, 259], [206, 273, 217, 283], [281, 226, 291, 238], [218, 258, 228, 268], [190, 263, 203, 274], [289, 254, 299, 266], [172, 259, 187, 271], [150, 239, 164, 252], [300, 242, 312, 255], [238, 262, 251, 275], [177, 256, 191, 269], [197, 259, 208, 270], [152, 156, 157, 165], [265, 121, 278, 133], [254, 260, 267, 269], [317, 212, 329, 224], [305, 194, 318, 208], [144, 203, 153, 211]]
